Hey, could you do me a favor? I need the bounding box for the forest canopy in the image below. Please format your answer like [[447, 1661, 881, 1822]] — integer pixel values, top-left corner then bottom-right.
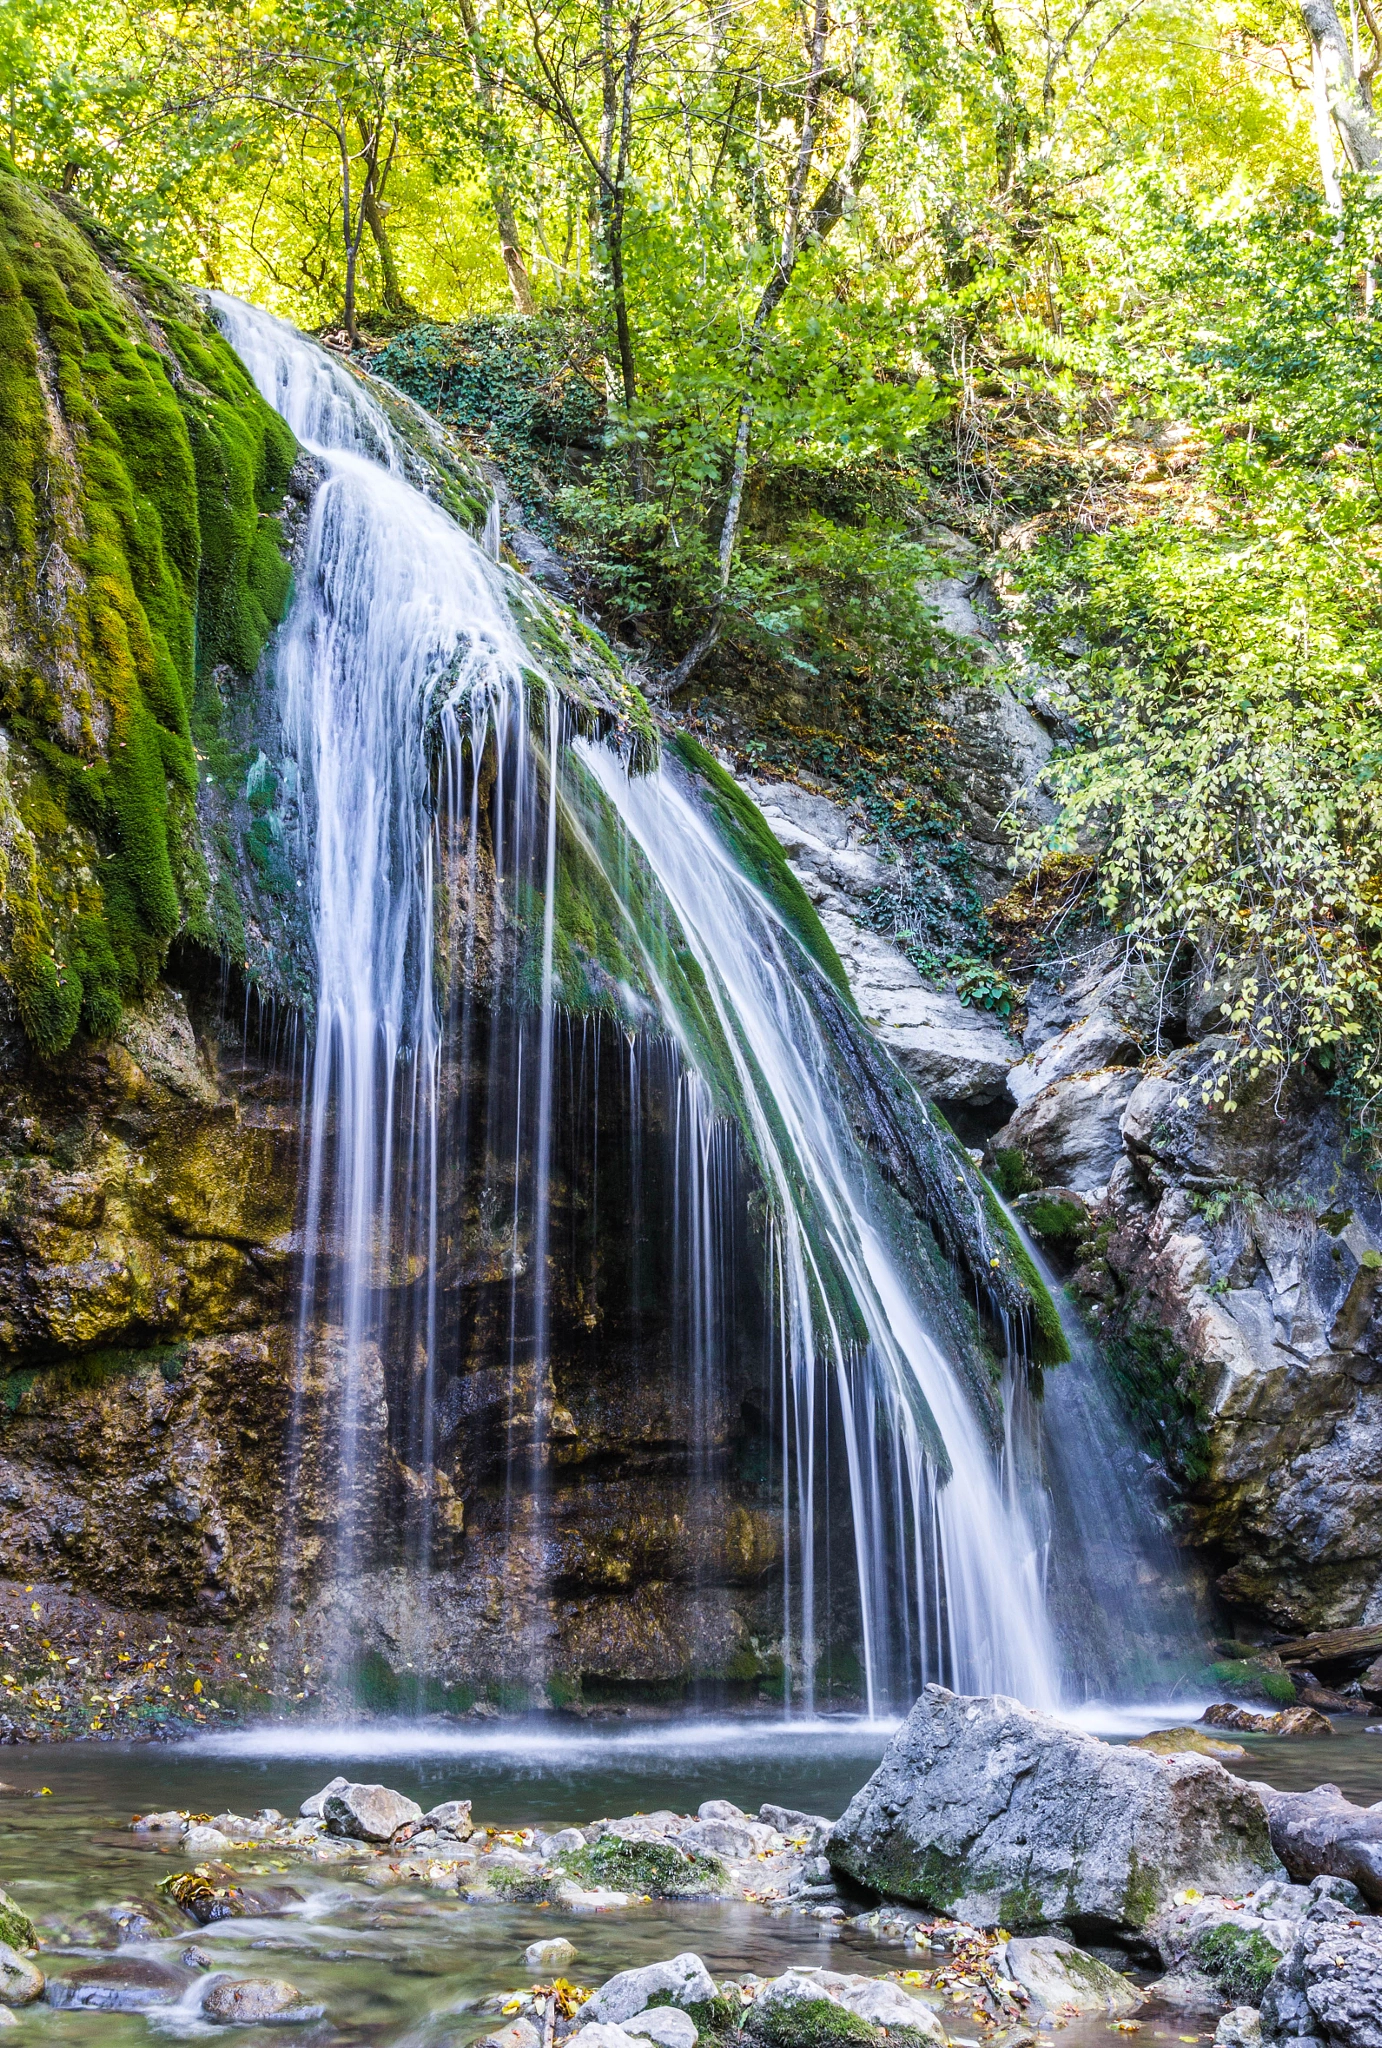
[[5, 0, 1382, 1125]]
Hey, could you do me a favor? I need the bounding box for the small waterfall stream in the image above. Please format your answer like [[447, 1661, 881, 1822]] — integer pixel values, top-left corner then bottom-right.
[[210, 293, 1184, 1716]]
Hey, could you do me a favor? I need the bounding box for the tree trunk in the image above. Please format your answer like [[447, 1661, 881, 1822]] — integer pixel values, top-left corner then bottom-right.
[[670, 28, 873, 692], [363, 190, 412, 315], [1302, 0, 1382, 186], [458, 0, 537, 313]]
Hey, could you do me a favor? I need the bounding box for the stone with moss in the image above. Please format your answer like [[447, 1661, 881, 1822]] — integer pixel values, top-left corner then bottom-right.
[[826, 1684, 1279, 1934]]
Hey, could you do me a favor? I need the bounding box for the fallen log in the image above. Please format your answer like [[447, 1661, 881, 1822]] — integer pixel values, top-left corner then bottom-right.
[[1271, 1623, 1382, 1666], [1253, 1783, 1382, 1902]]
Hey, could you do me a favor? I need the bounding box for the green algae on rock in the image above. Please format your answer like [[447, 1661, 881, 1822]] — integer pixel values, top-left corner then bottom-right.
[[0, 163, 295, 1056]]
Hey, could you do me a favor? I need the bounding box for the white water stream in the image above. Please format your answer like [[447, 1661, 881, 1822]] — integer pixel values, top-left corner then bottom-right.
[[213, 293, 1065, 1712]]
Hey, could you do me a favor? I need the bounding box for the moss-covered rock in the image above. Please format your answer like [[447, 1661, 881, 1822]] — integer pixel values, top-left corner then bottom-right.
[[0, 165, 295, 1056]]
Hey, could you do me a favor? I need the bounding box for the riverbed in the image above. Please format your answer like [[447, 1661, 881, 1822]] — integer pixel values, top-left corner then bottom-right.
[[0, 1712, 1375, 2045]]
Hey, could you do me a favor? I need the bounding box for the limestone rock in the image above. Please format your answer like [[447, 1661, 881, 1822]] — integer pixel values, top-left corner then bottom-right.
[[1203, 1706, 1333, 1738], [748, 1969, 945, 2046], [425, 1798, 473, 1838], [1001, 1935, 1143, 2017], [1260, 1914, 1382, 2047], [1217, 2011, 1263, 2048], [480, 2023, 543, 2048], [1082, 1044, 1382, 1634], [579, 1955, 718, 2027], [133, 1810, 186, 1834], [1007, 1012, 1142, 1110], [553, 1879, 632, 1911], [988, 1066, 1141, 1194], [758, 1804, 834, 1849], [203, 1976, 323, 2025], [1129, 1727, 1247, 1759], [575, 2028, 640, 2048], [1254, 1784, 1382, 1903], [183, 1825, 235, 1854], [624, 2010, 699, 2048], [524, 1938, 577, 1972], [300, 1776, 348, 1818], [322, 1782, 423, 1841], [0, 1946, 40, 2007], [826, 1685, 1280, 1933], [0, 1889, 36, 1953]]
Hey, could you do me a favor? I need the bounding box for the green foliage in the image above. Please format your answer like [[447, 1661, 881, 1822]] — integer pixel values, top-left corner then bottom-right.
[[0, 168, 293, 1055], [951, 955, 1017, 1017], [1018, 1194, 1088, 1247], [991, 1148, 1037, 1199], [1192, 1922, 1282, 2003]]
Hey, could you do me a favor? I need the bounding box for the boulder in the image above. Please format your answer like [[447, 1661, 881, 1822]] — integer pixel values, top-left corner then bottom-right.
[[1217, 2013, 1263, 2048], [184, 1825, 236, 1854], [1260, 1915, 1382, 2047], [322, 1782, 423, 1841], [670, 1816, 779, 1860], [133, 1810, 186, 1834], [45, 1958, 184, 2011], [480, 2024, 543, 2048], [988, 1067, 1141, 1193], [1007, 1013, 1142, 1110], [1254, 1784, 1382, 1903], [203, 1976, 324, 2025], [425, 1798, 473, 1838], [0, 1947, 40, 2008], [759, 1804, 834, 1848], [1129, 1727, 1247, 1759], [624, 2011, 699, 2048], [826, 1686, 1280, 1933], [579, 1955, 718, 2027], [552, 1879, 631, 1911], [1205, 1705, 1333, 1738], [747, 1969, 945, 2046], [1001, 1935, 1142, 2017], [525, 1937, 578, 1972], [698, 1800, 746, 1821], [299, 1776, 348, 1819], [575, 2029, 640, 2048]]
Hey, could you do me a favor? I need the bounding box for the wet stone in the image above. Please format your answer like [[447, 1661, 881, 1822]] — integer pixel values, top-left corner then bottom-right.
[[46, 1957, 188, 2011], [203, 1975, 324, 2025], [323, 1782, 423, 1841], [525, 1937, 578, 1971], [624, 2009, 699, 2048]]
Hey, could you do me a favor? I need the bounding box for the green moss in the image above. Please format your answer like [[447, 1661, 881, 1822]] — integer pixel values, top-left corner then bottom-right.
[[980, 1181, 1070, 1365], [558, 1834, 728, 1898], [1192, 1923, 1281, 2002], [1120, 1851, 1160, 1928], [746, 1996, 877, 2048], [0, 169, 294, 1056], [991, 1147, 1038, 1198], [672, 1997, 745, 2046], [670, 734, 855, 1005], [488, 1864, 552, 1903], [0, 1343, 189, 1411], [0, 1888, 37, 1952], [1206, 1658, 1296, 1705], [1104, 1314, 1210, 1482], [1019, 1195, 1089, 1246]]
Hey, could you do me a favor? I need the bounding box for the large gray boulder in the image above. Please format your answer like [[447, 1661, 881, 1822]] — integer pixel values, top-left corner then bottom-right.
[[826, 1686, 1280, 1934], [1260, 1916, 1382, 2048], [578, 1955, 717, 2027], [321, 1782, 422, 1841], [1255, 1785, 1382, 1904]]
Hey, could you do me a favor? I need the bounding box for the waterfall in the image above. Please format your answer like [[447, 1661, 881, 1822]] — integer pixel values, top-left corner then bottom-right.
[[212, 292, 1063, 1714]]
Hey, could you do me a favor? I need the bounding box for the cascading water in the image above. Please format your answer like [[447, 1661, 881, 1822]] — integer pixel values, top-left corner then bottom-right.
[[209, 291, 1170, 1716]]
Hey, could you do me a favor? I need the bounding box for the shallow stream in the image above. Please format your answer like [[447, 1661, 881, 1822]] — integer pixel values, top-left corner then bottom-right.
[[0, 1716, 1375, 2046]]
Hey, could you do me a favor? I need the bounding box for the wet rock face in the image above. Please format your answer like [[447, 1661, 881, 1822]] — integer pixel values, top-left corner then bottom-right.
[[1073, 1044, 1382, 1637], [0, 981, 300, 1616], [1260, 1915, 1382, 2048]]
